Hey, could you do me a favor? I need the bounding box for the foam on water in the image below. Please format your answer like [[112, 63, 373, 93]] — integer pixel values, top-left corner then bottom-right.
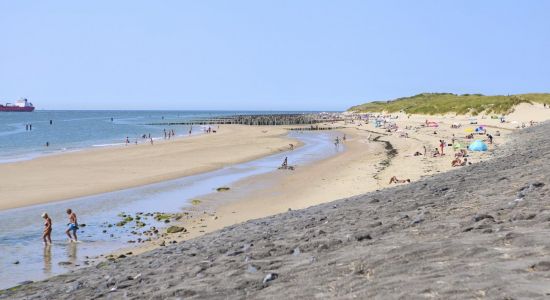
[[0, 110, 313, 163]]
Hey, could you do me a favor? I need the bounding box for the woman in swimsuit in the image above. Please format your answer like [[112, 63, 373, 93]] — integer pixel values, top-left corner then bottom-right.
[[42, 212, 52, 245]]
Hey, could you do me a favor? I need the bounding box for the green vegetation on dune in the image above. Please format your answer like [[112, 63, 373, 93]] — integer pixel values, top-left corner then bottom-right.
[[349, 93, 550, 115]]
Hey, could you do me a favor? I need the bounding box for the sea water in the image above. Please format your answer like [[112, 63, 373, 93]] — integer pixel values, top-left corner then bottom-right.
[[0, 110, 313, 163], [0, 130, 342, 289]]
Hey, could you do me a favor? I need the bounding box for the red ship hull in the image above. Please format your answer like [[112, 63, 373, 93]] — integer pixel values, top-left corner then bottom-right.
[[0, 106, 35, 112]]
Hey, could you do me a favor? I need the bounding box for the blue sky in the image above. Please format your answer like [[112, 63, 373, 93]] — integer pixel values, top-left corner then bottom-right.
[[1, 1, 549, 110]]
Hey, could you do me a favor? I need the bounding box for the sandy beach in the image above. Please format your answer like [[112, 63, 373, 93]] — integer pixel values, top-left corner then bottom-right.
[[106, 103, 549, 256], [4, 118, 550, 299], [1, 102, 549, 294], [0, 125, 298, 210]]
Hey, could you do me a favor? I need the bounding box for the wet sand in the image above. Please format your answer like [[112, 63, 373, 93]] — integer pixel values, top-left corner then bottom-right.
[[0, 125, 298, 210], [3, 121, 550, 298], [0, 131, 339, 289], [2, 103, 550, 297]]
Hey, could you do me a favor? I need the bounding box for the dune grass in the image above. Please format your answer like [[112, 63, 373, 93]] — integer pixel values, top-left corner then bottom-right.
[[348, 93, 550, 115]]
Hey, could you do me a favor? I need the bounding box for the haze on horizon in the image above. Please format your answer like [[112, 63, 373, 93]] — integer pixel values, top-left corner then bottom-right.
[[1, 1, 549, 111]]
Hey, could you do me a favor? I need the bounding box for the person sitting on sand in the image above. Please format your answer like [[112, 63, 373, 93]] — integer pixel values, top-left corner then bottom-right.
[[413, 151, 422, 156], [389, 176, 410, 184], [451, 157, 462, 167], [455, 149, 468, 158], [452, 157, 468, 167], [433, 148, 441, 157], [281, 157, 288, 169], [289, 143, 294, 150], [42, 212, 52, 245], [65, 209, 78, 242]]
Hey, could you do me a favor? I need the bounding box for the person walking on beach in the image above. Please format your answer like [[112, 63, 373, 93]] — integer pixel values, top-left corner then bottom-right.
[[42, 213, 52, 245], [439, 140, 445, 155], [65, 209, 78, 242]]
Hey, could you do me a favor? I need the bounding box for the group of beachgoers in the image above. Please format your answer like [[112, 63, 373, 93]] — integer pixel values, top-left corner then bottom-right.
[[41, 209, 79, 246], [204, 126, 217, 134], [386, 118, 503, 185], [334, 134, 346, 148], [164, 129, 176, 139]]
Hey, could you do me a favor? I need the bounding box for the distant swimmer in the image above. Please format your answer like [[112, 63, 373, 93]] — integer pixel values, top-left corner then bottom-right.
[[111, 117, 114, 122], [45, 142, 49, 147], [41, 212, 52, 245], [49, 120, 53, 125], [65, 209, 78, 242], [125, 137, 130, 145]]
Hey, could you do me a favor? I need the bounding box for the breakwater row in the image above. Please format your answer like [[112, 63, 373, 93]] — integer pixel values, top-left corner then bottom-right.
[[147, 114, 343, 126]]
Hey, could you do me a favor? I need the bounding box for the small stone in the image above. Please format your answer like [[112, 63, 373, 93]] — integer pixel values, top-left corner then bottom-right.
[[262, 273, 279, 285], [166, 226, 186, 234], [354, 233, 372, 241]]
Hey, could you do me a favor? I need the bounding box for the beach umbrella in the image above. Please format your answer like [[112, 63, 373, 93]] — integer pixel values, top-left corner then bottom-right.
[[468, 140, 488, 152]]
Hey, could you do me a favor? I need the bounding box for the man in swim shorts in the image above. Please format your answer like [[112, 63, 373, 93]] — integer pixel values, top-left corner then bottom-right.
[[65, 209, 78, 242]]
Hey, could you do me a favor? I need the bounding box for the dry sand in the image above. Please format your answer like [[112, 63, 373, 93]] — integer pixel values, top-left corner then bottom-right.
[[0, 125, 297, 210], [110, 104, 539, 255], [3, 121, 550, 299]]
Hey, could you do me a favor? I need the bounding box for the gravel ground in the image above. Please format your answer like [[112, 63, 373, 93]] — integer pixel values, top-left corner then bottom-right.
[[2, 123, 550, 300]]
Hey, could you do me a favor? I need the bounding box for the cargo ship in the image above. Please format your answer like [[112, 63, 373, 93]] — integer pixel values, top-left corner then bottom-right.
[[0, 98, 35, 112]]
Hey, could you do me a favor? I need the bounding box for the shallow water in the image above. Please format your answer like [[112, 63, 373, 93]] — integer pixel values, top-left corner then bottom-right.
[[0, 131, 343, 289], [0, 110, 316, 163]]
